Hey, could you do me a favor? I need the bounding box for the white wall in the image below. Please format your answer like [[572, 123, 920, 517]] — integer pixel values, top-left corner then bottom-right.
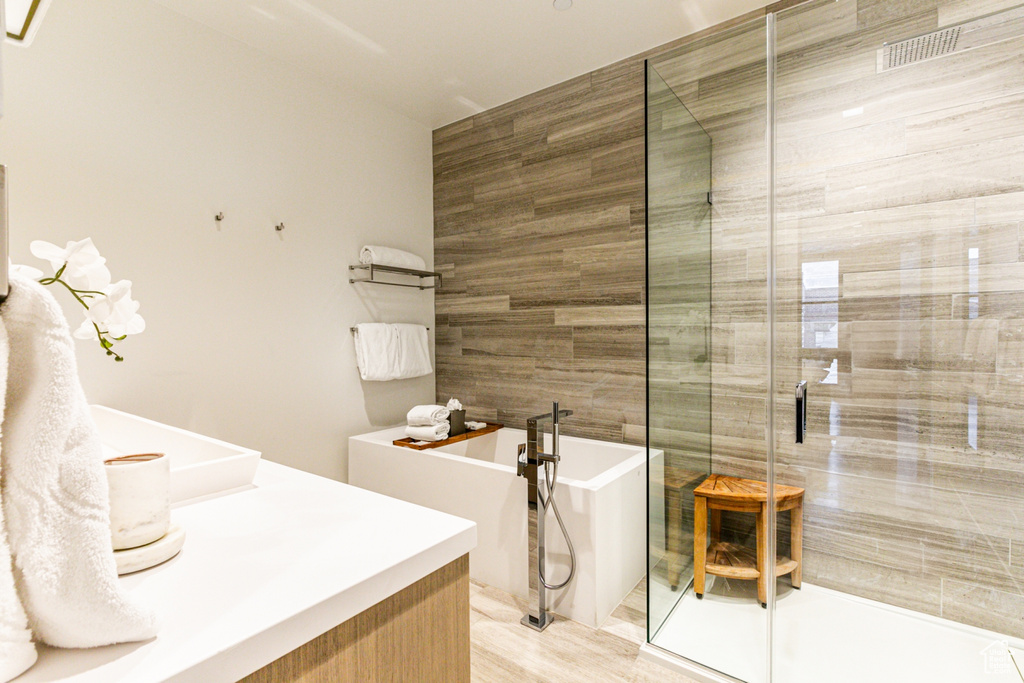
[[0, 0, 435, 481]]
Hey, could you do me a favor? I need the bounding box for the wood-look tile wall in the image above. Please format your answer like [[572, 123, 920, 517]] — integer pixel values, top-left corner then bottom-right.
[[773, 0, 1024, 638], [647, 68, 713, 476], [432, 59, 649, 442]]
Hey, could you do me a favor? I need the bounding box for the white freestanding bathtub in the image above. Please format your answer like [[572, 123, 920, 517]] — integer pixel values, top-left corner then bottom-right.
[[349, 425, 658, 628]]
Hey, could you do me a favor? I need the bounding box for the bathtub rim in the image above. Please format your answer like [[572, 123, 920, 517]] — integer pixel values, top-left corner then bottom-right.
[[350, 426, 660, 492]]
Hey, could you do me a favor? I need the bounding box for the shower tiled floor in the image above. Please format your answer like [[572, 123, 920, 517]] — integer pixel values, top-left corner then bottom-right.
[[653, 577, 1024, 683], [469, 578, 698, 682]]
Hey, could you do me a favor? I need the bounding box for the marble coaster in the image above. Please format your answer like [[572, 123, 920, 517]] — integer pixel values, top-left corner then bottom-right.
[[114, 523, 185, 575]]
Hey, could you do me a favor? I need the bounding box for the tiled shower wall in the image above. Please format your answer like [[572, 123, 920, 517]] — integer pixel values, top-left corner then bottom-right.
[[772, 0, 1024, 638], [432, 59, 649, 442]]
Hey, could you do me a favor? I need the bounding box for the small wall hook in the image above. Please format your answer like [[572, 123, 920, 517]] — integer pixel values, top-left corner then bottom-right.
[[215, 212, 224, 222], [275, 223, 285, 232]]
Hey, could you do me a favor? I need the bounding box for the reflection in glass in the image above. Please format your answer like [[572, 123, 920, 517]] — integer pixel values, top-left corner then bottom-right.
[[801, 261, 838, 350]]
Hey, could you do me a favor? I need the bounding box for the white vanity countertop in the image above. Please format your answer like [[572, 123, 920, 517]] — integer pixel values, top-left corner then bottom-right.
[[19, 460, 477, 683]]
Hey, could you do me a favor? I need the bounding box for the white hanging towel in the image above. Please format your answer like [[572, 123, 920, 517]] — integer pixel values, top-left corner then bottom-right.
[[354, 323, 399, 381], [0, 303, 36, 682], [406, 404, 450, 426], [393, 324, 433, 380], [354, 323, 432, 381], [1, 273, 158, 648], [359, 245, 427, 272]]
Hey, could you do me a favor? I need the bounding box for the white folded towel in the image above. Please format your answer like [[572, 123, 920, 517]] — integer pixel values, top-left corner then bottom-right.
[[405, 424, 450, 442], [1, 274, 158, 648], [359, 245, 426, 272], [354, 323, 432, 382], [0, 306, 35, 682], [407, 404, 450, 426]]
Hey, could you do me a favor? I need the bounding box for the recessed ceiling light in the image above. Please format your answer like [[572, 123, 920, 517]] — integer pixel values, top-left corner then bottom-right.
[[553, 0, 573, 10]]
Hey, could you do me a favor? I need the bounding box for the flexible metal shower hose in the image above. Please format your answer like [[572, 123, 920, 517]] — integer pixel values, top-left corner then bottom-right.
[[537, 459, 576, 590]]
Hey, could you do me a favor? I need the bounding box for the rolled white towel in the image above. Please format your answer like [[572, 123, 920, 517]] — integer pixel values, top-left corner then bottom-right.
[[407, 404, 450, 427], [406, 424, 450, 442], [359, 245, 427, 272]]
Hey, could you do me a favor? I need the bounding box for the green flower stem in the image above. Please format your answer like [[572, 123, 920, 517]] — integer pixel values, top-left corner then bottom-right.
[[39, 274, 100, 308], [38, 263, 124, 362], [92, 321, 123, 362]]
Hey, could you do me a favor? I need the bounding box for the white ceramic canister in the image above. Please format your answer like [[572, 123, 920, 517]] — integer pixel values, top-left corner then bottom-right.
[[104, 453, 171, 550]]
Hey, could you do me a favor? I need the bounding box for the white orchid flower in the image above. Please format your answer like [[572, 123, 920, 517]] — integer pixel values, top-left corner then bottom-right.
[[30, 236, 144, 361], [74, 279, 145, 340], [30, 238, 112, 291], [9, 260, 43, 280]]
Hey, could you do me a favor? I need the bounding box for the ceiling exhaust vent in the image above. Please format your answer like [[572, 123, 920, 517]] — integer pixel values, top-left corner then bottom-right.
[[881, 26, 961, 70]]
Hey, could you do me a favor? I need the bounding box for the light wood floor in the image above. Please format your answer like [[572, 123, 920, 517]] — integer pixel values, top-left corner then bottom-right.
[[469, 578, 699, 682]]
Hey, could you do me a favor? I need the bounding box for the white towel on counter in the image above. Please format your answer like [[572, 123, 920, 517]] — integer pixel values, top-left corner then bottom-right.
[[354, 323, 432, 382], [405, 424, 450, 442], [1, 274, 158, 649], [0, 307, 36, 682], [359, 245, 426, 272], [407, 404, 450, 427]]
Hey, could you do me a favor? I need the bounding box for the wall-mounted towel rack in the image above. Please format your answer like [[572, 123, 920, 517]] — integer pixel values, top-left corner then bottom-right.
[[350, 326, 430, 333], [349, 263, 441, 290]]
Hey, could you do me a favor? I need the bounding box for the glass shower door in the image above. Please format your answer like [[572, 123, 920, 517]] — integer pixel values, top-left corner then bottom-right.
[[771, 1, 1024, 681], [646, 62, 712, 640]]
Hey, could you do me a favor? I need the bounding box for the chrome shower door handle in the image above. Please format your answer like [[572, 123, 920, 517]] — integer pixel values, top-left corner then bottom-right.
[[796, 381, 807, 444]]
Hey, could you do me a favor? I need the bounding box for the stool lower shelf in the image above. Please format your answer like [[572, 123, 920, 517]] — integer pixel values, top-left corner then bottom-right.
[[704, 541, 798, 581]]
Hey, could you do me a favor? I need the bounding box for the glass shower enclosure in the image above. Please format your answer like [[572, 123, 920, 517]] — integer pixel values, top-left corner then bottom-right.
[[645, 63, 713, 636], [647, 1, 1024, 681]]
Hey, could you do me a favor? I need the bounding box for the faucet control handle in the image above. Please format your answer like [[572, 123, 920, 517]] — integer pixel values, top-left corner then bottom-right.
[[517, 443, 528, 477]]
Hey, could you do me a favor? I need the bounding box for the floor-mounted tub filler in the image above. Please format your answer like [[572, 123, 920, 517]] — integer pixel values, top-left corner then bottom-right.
[[350, 420, 657, 628]]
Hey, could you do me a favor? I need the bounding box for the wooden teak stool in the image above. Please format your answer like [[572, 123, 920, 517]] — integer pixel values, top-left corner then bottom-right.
[[693, 474, 804, 607]]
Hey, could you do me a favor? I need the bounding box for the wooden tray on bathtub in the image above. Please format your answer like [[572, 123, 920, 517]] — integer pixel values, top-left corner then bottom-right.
[[393, 422, 503, 450]]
